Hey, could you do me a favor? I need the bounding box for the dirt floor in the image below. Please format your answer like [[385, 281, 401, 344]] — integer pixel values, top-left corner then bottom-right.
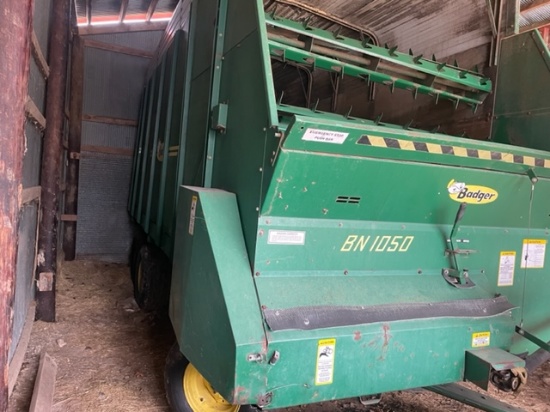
[[8, 260, 550, 412]]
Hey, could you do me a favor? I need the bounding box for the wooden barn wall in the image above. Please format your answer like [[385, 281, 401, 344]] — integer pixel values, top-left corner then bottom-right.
[[9, 0, 53, 365], [74, 30, 163, 262]]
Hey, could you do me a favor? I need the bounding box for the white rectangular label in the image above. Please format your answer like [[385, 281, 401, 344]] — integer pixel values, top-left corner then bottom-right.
[[315, 338, 335, 385], [302, 128, 349, 144], [498, 251, 516, 287], [521, 239, 546, 269], [189, 196, 197, 235], [267, 230, 306, 245]]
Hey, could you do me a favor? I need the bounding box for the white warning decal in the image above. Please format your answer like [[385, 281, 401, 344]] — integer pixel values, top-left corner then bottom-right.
[[498, 251, 516, 287], [302, 128, 349, 144], [521, 239, 547, 269], [267, 230, 306, 245], [315, 338, 336, 385]]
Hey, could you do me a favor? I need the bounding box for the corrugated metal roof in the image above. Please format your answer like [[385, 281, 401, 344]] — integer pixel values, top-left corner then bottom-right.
[[520, 0, 550, 29], [264, 0, 492, 61]]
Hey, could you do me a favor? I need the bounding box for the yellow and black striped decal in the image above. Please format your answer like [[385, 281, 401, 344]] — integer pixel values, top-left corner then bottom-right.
[[357, 135, 550, 169]]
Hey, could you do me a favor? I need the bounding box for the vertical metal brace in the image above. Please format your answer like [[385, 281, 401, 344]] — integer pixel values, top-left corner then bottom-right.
[[154, 34, 181, 241], [144, 54, 167, 233], [203, 0, 229, 188]]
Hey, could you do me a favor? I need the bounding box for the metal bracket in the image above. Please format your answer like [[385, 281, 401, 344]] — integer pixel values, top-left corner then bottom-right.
[[442, 268, 476, 288], [516, 326, 550, 352], [445, 248, 477, 256]]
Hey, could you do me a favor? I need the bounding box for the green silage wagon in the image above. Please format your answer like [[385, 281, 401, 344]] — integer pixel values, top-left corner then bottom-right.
[[128, 1, 550, 410]]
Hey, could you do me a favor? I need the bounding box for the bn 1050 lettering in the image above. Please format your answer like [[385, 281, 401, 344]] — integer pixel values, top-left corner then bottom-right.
[[340, 235, 414, 253]]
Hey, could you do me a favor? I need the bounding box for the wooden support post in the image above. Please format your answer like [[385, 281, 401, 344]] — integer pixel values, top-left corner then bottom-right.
[[63, 35, 84, 261], [0, 0, 32, 408], [36, 0, 70, 322]]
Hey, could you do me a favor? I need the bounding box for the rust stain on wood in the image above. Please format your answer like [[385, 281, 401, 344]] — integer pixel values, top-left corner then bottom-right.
[[0, 0, 32, 407]]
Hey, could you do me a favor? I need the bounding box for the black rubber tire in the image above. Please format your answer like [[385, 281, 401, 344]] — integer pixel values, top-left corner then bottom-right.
[[133, 243, 170, 312], [164, 342, 191, 412], [129, 229, 147, 284], [164, 343, 260, 412]]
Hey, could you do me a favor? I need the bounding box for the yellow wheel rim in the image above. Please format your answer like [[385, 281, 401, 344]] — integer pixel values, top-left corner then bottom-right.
[[183, 363, 240, 412]]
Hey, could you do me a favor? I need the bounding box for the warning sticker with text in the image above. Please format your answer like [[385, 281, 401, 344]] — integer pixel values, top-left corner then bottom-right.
[[521, 239, 547, 269], [315, 338, 336, 385], [302, 128, 349, 144], [472, 332, 490, 348], [498, 251, 516, 287]]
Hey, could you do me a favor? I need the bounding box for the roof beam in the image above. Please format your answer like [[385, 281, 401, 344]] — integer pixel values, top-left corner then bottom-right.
[[146, 0, 160, 21], [521, 0, 550, 13], [78, 20, 168, 36], [85, 0, 91, 25], [119, 0, 129, 23], [83, 38, 154, 58]]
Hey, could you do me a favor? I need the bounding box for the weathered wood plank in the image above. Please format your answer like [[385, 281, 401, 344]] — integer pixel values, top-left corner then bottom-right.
[[82, 113, 138, 127], [20, 186, 42, 206], [64, 35, 84, 261], [146, 0, 160, 21], [0, 0, 32, 407], [25, 97, 47, 130], [29, 352, 58, 412], [8, 303, 35, 396], [36, 0, 70, 322], [60, 214, 77, 222], [81, 145, 134, 156], [31, 30, 50, 78], [119, 0, 129, 22], [83, 38, 153, 59]]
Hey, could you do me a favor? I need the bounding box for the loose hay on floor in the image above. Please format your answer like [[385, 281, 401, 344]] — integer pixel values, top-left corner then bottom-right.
[[8, 260, 550, 412]]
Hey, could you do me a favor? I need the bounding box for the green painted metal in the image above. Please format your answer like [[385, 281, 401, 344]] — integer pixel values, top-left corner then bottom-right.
[[128, 1, 550, 410], [268, 40, 486, 106], [143, 55, 167, 233], [135, 68, 160, 227], [265, 13, 491, 108], [203, 0, 229, 188], [151, 35, 181, 247], [492, 29, 550, 152], [128, 87, 147, 214], [170, 187, 267, 404]]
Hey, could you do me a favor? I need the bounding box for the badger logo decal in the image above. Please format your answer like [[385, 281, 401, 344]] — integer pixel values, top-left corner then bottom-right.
[[447, 180, 498, 204]]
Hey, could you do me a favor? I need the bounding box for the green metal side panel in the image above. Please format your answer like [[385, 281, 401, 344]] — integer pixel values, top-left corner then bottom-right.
[[492, 29, 550, 151], [256, 117, 550, 358], [159, 32, 188, 258], [137, 64, 163, 229], [148, 53, 172, 241], [260, 317, 515, 409], [210, 0, 280, 262], [147, 32, 188, 257], [179, 0, 219, 189], [128, 87, 147, 214], [170, 187, 267, 404]]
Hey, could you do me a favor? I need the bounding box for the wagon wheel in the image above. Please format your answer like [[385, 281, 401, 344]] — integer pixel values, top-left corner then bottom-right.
[[164, 343, 259, 412], [133, 243, 170, 312], [129, 231, 147, 284]]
